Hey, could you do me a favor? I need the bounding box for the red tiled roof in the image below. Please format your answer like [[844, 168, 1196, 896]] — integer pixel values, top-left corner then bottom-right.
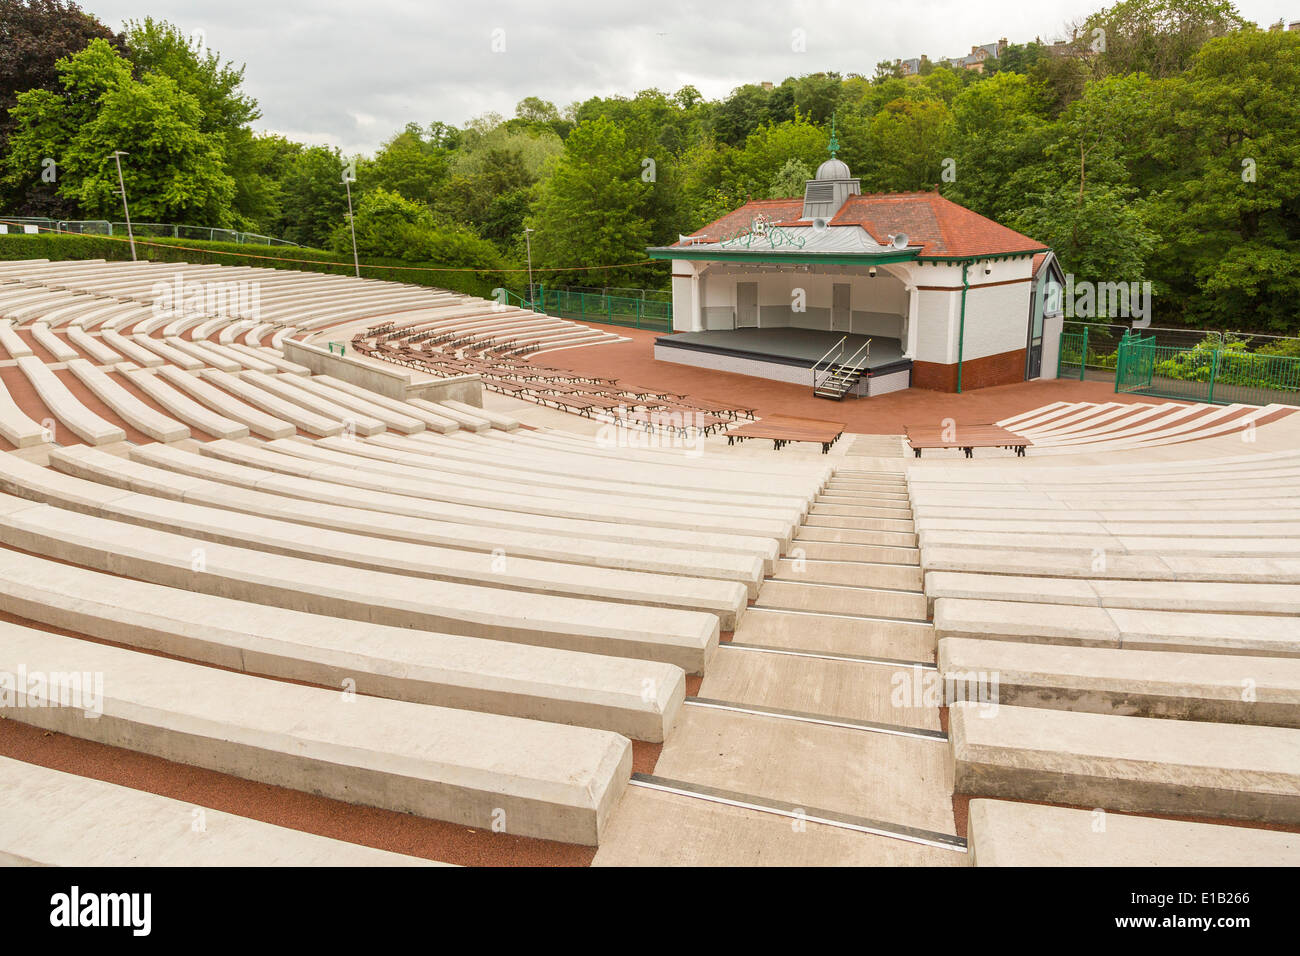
[[675, 191, 1046, 258]]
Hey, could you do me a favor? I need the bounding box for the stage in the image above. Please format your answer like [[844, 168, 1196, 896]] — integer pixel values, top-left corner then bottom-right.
[[653, 327, 912, 396]]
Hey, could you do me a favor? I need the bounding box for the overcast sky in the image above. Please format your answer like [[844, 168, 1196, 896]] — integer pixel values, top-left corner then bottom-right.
[[88, 0, 1294, 155]]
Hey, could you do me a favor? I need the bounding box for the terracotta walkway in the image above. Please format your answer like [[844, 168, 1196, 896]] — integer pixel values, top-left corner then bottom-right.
[[533, 327, 1173, 434]]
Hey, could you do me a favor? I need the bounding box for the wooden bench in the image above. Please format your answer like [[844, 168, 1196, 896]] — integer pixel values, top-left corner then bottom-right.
[[726, 415, 845, 454], [905, 423, 1032, 458]]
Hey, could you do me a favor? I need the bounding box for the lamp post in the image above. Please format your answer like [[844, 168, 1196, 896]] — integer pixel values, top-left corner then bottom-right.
[[524, 227, 535, 309], [342, 163, 360, 278], [110, 150, 136, 261]]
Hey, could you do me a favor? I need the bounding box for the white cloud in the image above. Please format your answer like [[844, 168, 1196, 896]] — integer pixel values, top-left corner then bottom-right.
[[87, 0, 1295, 155]]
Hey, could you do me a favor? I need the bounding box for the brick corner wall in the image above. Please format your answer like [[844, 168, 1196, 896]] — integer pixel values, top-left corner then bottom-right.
[[911, 347, 1027, 393]]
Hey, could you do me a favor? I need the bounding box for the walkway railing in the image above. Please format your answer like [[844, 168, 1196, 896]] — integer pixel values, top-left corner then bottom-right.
[[496, 285, 671, 330], [1114, 330, 1300, 406], [0, 216, 300, 247]]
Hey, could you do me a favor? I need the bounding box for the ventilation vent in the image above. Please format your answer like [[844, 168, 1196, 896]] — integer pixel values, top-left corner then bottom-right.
[[804, 182, 835, 203]]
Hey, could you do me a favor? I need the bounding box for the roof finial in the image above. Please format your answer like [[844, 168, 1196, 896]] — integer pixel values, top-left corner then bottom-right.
[[827, 113, 840, 158]]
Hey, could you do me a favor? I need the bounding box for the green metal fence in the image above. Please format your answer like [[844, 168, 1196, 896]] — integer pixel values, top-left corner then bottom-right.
[[1114, 331, 1300, 406], [537, 288, 671, 331], [1057, 328, 1089, 380], [499, 285, 671, 331]]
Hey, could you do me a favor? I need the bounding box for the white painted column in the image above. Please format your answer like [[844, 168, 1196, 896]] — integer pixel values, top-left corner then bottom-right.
[[693, 263, 705, 331], [904, 284, 920, 358]]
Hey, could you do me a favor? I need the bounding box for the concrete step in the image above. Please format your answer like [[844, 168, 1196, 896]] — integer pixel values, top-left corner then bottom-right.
[[803, 514, 915, 532], [0, 621, 633, 845], [811, 503, 918, 520], [756, 580, 929, 621], [732, 608, 935, 662], [0, 757, 441, 866], [797, 526, 919, 547], [794, 541, 920, 565], [773, 558, 923, 591], [702, 646, 939, 729], [593, 785, 960, 866], [951, 704, 1300, 824], [652, 705, 954, 833]]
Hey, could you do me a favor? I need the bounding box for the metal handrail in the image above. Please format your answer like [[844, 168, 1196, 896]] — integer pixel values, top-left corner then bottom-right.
[[811, 335, 848, 388], [813, 337, 872, 396], [843, 339, 872, 372]]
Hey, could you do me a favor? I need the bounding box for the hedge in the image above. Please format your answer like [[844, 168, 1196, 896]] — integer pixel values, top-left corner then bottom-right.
[[0, 233, 509, 299]]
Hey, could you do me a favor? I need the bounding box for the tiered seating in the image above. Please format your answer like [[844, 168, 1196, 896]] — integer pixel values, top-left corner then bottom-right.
[[997, 399, 1297, 454], [0, 259, 848, 859], [4, 256, 1294, 866], [911, 434, 1300, 856]]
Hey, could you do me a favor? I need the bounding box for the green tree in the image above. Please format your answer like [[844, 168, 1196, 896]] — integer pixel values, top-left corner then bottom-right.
[[329, 186, 501, 269], [0, 0, 121, 214], [769, 157, 812, 198], [1147, 27, 1300, 330], [852, 98, 954, 192], [1084, 0, 1247, 78], [944, 72, 1052, 222], [528, 116, 654, 286], [277, 145, 349, 248], [4, 38, 235, 224]]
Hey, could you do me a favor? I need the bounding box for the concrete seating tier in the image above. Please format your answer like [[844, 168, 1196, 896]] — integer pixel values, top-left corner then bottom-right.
[[0, 756, 440, 866], [64, 359, 189, 442], [0, 448, 748, 627], [950, 704, 1300, 824], [0, 490, 723, 673], [154, 365, 296, 439], [145, 440, 785, 571], [967, 799, 1300, 866], [992, 399, 1295, 453], [16, 355, 125, 445], [48, 444, 764, 591], [0, 545, 684, 741], [220, 436, 802, 545], [0, 620, 632, 845], [64, 325, 122, 363], [0, 376, 46, 447], [939, 636, 1300, 726], [198, 368, 346, 437], [29, 322, 78, 361]]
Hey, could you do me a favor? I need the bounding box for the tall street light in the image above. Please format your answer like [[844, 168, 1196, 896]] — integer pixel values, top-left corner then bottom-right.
[[110, 150, 136, 261], [523, 227, 535, 309], [342, 163, 360, 279]]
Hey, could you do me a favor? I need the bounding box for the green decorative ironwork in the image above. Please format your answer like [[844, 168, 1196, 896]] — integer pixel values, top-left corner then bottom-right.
[[828, 114, 840, 158], [718, 214, 807, 250]]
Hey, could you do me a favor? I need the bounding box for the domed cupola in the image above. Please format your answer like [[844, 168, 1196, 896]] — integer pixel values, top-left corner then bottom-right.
[[802, 118, 861, 222]]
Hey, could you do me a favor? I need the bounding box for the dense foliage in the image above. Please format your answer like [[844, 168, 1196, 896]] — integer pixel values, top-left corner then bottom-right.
[[2, 0, 1296, 331]]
